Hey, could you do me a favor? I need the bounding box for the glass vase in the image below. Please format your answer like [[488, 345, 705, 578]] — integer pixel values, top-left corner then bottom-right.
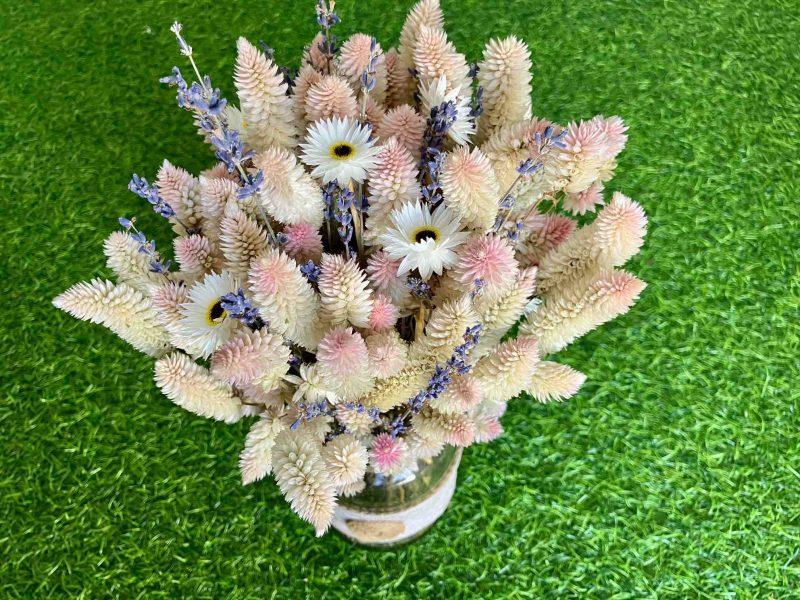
[[331, 446, 463, 547]]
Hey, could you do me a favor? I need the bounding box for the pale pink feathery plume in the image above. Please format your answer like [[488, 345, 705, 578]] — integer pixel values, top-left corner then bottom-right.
[[104, 231, 167, 291], [413, 409, 476, 447], [154, 352, 243, 423], [150, 280, 188, 336], [321, 433, 369, 487], [383, 48, 412, 108], [303, 31, 329, 72], [335, 403, 376, 436], [318, 254, 374, 328], [239, 412, 286, 484], [451, 234, 519, 297], [200, 162, 236, 180], [368, 293, 400, 332], [376, 105, 426, 158], [271, 430, 336, 536], [292, 63, 323, 123], [156, 160, 202, 233], [370, 433, 410, 476], [590, 114, 628, 164], [429, 374, 483, 414], [536, 192, 647, 295], [397, 0, 444, 100], [363, 95, 386, 129], [527, 361, 586, 403], [473, 267, 538, 356], [563, 181, 605, 216], [253, 147, 325, 228], [219, 203, 269, 277], [412, 25, 471, 92], [440, 146, 500, 232], [472, 335, 540, 404], [316, 326, 374, 400], [366, 250, 412, 308], [365, 330, 408, 379], [234, 37, 297, 151], [210, 328, 290, 389], [281, 222, 323, 264], [241, 382, 288, 411], [54, 279, 170, 357], [561, 119, 607, 194], [471, 410, 503, 443], [249, 249, 321, 350], [304, 75, 359, 122], [174, 234, 220, 276], [521, 269, 646, 355], [476, 36, 533, 142], [338, 33, 387, 104], [517, 213, 577, 268], [365, 137, 420, 236]]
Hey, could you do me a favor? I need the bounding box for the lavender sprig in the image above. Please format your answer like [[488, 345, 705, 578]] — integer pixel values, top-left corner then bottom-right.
[[419, 101, 457, 206], [219, 288, 265, 330], [406, 277, 433, 301], [127, 174, 176, 219], [118, 217, 172, 274], [315, 0, 341, 71], [300, 261, 321, 283]]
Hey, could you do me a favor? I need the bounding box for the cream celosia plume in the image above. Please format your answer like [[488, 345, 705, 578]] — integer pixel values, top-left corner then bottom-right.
[[54, 279, 170, 356], [104, 231, 167, 291], [429, 374, 483, 414], [150, 280, 188, 338], [440, 146, 500, 232], [154, 352, 243, 423], [413, 409, 475, 447], [472, 335, 540, 404], [271, 430, 336, 536], [292, 63, 323, 124], [219, 203, 269, 277], [473, 266, 538, 354], [412, 26, 471, 92], [477, 36, 533, 142], [527, 361, 586, 403], [249, 249, 321, 350], [409, 295, 479, 362], [516, 214, 576, 268], [321, 433, 369, 487], [304, 75, 359, 122], [234, 37, 297, 151], [198, 175, 238, 241], [211, 328, 290, 389], [522, 269, 646, 354], [318, 254, 374, 328], [397, 0, 444, 101], [366, 330, 408, 378], [156, 160, 202, 234], [384, 47, 413, 108], [254, 147, 325, 228], [536, 192, 647, 296], [239, 412, 287, 485]]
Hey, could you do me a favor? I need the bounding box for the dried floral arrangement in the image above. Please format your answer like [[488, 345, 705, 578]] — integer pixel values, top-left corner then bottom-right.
[[54, 0, 648, 536]]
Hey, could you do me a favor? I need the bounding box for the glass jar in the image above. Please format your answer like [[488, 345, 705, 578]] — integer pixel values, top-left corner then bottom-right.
[[331, 446, 463, 547]]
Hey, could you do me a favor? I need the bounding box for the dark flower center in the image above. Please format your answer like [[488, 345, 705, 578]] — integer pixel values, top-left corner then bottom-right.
[[414, 228, 439, 243], [331, 143, 354, 159], [208, 300, 226, 324]]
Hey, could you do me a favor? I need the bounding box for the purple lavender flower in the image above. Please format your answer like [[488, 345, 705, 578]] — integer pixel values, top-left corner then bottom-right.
[[517, 157, 543, 176], [406, 277, 433, 301], [170, 22, 192, 57], [219, 288, 265, 330], [470, 86, 484, 119], [419, 101, 457, 206], [128, 174, 176, 219], [300, 261, 321, 283], [236, 170, 264, 200]]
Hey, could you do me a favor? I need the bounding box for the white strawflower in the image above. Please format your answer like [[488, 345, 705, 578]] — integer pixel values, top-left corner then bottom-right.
[[299, 117, 381, 185], [321, 434, 369, 487], [418, 75, 475, 146], [271, 430, 336, 536], [153, 352, 243, 423], [176, 272, 240, 359], [378, 201, 469, 280]]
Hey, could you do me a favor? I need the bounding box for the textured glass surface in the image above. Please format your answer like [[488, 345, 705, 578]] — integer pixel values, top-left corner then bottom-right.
[[340, 446, 460, 514]]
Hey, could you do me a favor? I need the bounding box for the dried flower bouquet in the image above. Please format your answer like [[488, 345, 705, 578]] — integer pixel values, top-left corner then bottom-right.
[[54, 0, 647, 536]]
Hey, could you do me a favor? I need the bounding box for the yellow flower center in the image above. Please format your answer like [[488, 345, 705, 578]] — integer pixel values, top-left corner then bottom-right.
[[411, 226, 440, 244], [206, 300, 227, 326], [329, 142, 356, 160]]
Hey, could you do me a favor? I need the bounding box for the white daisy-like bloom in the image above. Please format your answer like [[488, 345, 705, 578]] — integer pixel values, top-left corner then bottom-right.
[[418, 75, 475, 146], [176, 272, 240, 358], [299, 117, 381, 185], [283, 364, 341, 405], [379, 202, 469, 280]]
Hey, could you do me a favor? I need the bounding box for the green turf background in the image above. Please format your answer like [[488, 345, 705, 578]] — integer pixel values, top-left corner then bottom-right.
[[2, 0, 799, 596]]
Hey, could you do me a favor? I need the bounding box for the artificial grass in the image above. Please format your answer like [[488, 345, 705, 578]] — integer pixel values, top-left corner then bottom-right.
[[1, 0, 798, 596]]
